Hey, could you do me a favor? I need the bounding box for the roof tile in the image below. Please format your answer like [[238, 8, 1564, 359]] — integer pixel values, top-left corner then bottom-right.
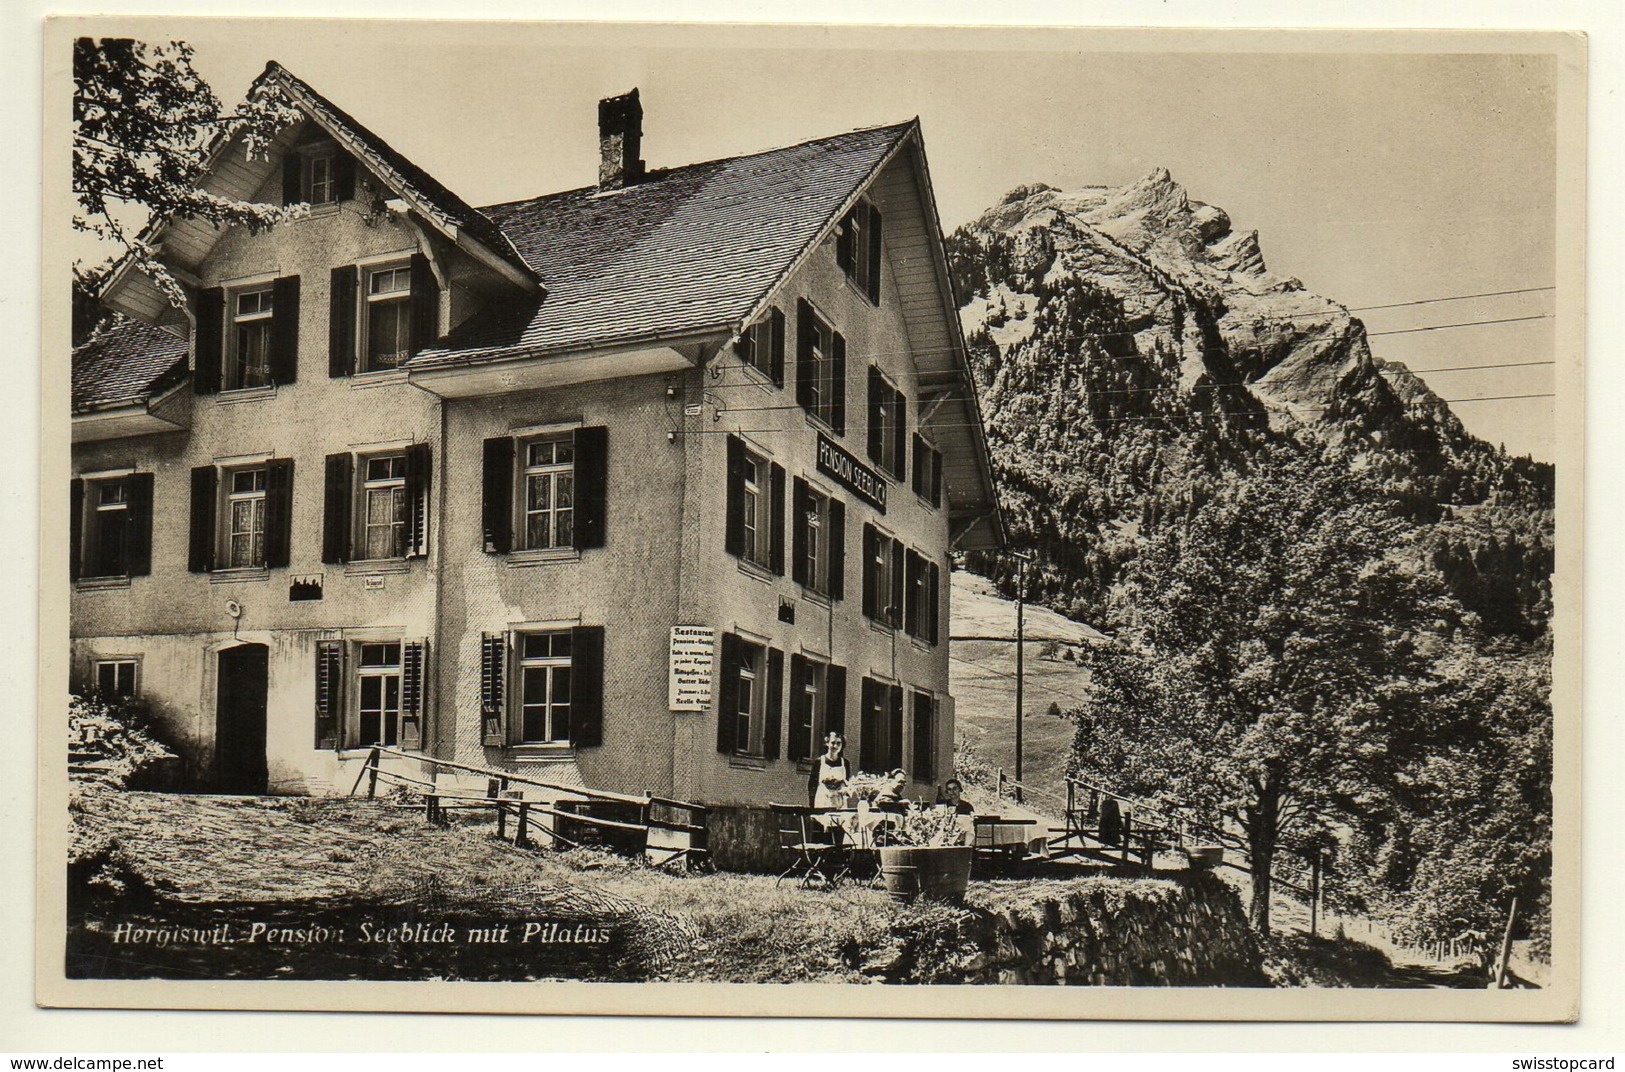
[[71, 317, 188, 412]]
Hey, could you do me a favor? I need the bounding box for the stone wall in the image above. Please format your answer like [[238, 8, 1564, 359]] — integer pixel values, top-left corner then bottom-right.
[[863, 871, 1266, 986]]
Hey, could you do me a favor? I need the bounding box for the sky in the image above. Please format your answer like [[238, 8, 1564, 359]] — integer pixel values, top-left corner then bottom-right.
[[73, 20, 1563, 460]]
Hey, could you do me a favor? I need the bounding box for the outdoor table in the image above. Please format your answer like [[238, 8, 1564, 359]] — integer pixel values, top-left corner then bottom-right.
[[973, 817, 1041, 866], [812, 807, 895, 850]]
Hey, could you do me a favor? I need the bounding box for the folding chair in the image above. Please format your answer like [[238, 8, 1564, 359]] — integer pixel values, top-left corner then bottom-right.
[[769, 803, 847, 889]]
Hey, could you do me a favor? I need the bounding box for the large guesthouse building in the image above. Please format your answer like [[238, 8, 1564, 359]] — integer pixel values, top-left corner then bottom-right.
[[69, 65, 1002, 807]]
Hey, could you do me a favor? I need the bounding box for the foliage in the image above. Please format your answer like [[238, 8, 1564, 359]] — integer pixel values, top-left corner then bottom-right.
[[73, 38, 305, 308], [69, 692, 176, 788]]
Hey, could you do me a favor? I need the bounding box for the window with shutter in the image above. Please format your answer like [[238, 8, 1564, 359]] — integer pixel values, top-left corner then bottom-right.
[[325, 447, 430, 564], [792, 479, 842, 599], [735, 307, 785, 387], [726, 437, 780, 571], [862, 525, 904, 629], [867, 368, 907, 479], [789, 654, 836, 762], [717, 633, 777, 759], [74, 473, 153, 580], [839, 199, 884, 305], [911, 690, 936, 782], [314, 641, 343, 749], [794, 302, 846, 433], [911, 433, 943, 508]]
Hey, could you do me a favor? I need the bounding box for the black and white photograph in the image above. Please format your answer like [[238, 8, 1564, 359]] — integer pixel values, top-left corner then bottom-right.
[[35, 16, 1582, 1021]]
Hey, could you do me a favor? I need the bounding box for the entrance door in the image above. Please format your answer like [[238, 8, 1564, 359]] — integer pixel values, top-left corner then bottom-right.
[[215, 643, 269, 794]]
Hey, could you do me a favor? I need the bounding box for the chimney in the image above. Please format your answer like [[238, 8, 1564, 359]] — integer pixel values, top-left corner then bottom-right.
[[598, 88, 645, 189]]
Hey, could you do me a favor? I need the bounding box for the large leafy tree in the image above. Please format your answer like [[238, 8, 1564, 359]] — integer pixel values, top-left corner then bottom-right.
[[1072, 441, 1458, 932], [73, 38, 303, 310]]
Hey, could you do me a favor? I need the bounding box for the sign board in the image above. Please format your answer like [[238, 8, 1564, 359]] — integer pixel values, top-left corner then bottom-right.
[[815, 432, 887, 512], [668, 625, 717, 712]]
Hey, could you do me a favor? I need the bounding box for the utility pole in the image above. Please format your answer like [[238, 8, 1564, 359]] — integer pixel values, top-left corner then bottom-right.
[[1012, 551, 1033, 804]]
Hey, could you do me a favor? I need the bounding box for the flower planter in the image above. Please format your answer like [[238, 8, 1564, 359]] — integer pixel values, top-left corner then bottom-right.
[[878, 845, 974, 904], [1185, 845, 1224, 869]]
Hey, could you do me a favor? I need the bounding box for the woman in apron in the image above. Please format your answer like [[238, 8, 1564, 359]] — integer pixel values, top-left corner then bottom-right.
[[808, 732, 851, 809]]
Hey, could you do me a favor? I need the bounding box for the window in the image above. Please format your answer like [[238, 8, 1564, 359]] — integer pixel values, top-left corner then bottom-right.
[[911, 689, 937, 782], [725, 436, 785, 574], [189, 460, 294, 573], [716, 633, 783, 760], [912, 433, 943, 508], [792, 478, 844, 599], [735, 307, 785, 386], [323, 446, 430, 564], [795, 301, 846, 433], [94, 658, 138, 699], [862, 523, 905, 629], [477, 627, 605, 749], [306, 151, 335, 205], [362, 265, 413, 371], [481, 428, 608, 555], [314, 638, 426, 751], [837, 200, 884, 305], [860, 677, 904, 773], [328, 256, 439, 378], [71, 473, 152, 581], [904, 549, 941, 645], [282, 144, 353, 207], [867, 368, 907, 480], [193, 278, 300, 394], [788, 654, 847, 762]]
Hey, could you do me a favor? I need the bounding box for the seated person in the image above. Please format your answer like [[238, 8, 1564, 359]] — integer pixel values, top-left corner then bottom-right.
[[936, 777, 976, 816], [872, 768, 908, 811]]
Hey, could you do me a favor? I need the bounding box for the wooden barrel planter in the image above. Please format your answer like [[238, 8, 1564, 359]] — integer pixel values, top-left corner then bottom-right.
[[878, 846, 974, 904]]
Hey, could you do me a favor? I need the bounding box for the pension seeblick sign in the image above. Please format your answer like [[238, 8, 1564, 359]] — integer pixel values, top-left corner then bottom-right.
[[816, 432, 887, 512]]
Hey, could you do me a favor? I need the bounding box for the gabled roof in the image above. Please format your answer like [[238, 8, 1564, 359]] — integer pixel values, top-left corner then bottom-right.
[[407, 121, 917, 369], [71, 316, 188, 413]]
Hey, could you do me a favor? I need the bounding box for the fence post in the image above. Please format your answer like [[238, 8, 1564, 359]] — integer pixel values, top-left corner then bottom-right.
[[997, 768, 1005, 799], [496, 799, 507, 841], [366, 746, 380, 799], [516, 802, 531, 849], [1122, 812, 1133, 865], [424, 791, 438, 825]]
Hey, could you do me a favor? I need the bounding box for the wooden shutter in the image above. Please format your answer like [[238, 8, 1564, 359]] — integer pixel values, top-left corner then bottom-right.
[[270, 275, 300, 385], [860, 678, 879, 772], [125, 472, 154, 577], [570, 625, 605, 747], [836, 208, 856, 275], [791, 477, 809, 587], [867, 367, 884, 464], [194, 288, 224, 395], [724, 435, 746, 558], [830, 331, 847, 435], [889, 537, 906, 630], [187, 465, 217, 573], [828, 497, 846, 601], [282, 152, 302, 205], [912, 691, 935, 782], [763, 647, 784, 761], [409, 252, 440, 353], [912, 434, 925, 497], [826, 663, 847, 737], [328, 266, 358, 377], [314, 640, 343, 749], [404, 442, 431, 557], [263, 459, 295, 569], [573, 426, 608, 550], [480, 632, 508, 747], [788, 654, 811, 761], [481, 437, 514, 554], [861, 523, 878, 619], [400, 639, 426, 751], [768, 462, 786, 576], [322, 453, 352, 564], [769, 307, 786, 387], [715, 633, 741, 755], [887, 684, 905, 772], [892, 388, 907, 482], [795, 299, 814, 412], [904, 548, 924, 638], [333, 152, 356, 202], [928, 561, 941, 646], [867, 203, 884, 305], [69, 479, 84, 582], [929, 445, 942, 507]]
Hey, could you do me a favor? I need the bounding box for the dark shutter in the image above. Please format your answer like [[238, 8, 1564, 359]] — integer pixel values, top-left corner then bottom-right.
[[795, 300, 814, 412], [912, 691, 935, 781], [570, 625, 605, 747], [904, 548, 924, 637], [860, 678, 879, 772], [264, 458, 295, 569], [769, 307, 786, 387], [724, 435, 746, 558], [193, 288, 224, 395], [69, 479, 84, 582], [322, 452, 352, 564], [409, 252, 439, 353], [836, 208, 856, 275], [333, 152, 356, 202], [315, 640, 343, 749], [791, 478, 809, 587], [400, 639, 425, 751], [480, 632, 508, 747], [125, 472, 153, 577], [270, 275, 300, 385], [328, 266, 358, 378], [716, 633, 741, 755], [404, 442, 431, 558], [768, 462, 786, 576], [861, 523, 878, 620], [892, 390, 908, 483], [912, 434, 925, 497], [187, 465, 217, 573], [282, 152, 302, 205], [826, 663, 847, 738], [867, 367, 884, 464], [763, 647, 784, 761], [788, 654, 811, 762], [481, 437, 513, 554], [867, 203, 884, 305], [889, 537, 905, 629], [928, 561, 941, 646], [830, 331, 847, 435], [828, 497, 846, 601], [733, 324, 754, 368], [929, 446, 943, 507], [888, 685, 905, 772], [573, 426, 608, 550]]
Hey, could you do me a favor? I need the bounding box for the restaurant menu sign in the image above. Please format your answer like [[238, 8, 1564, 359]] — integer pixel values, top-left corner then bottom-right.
[[668, 625, 717, 711], [815, 432, 887, 512]]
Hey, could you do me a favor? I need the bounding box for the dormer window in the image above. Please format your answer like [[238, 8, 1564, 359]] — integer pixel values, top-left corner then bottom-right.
[[283, 143, 354, 208]]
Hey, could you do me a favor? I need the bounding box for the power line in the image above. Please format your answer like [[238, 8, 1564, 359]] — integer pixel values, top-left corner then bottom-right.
[[1365, 314, 1553, 338], [1350, 286, 1555, 311], [1382, 360, 1556, 374]]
